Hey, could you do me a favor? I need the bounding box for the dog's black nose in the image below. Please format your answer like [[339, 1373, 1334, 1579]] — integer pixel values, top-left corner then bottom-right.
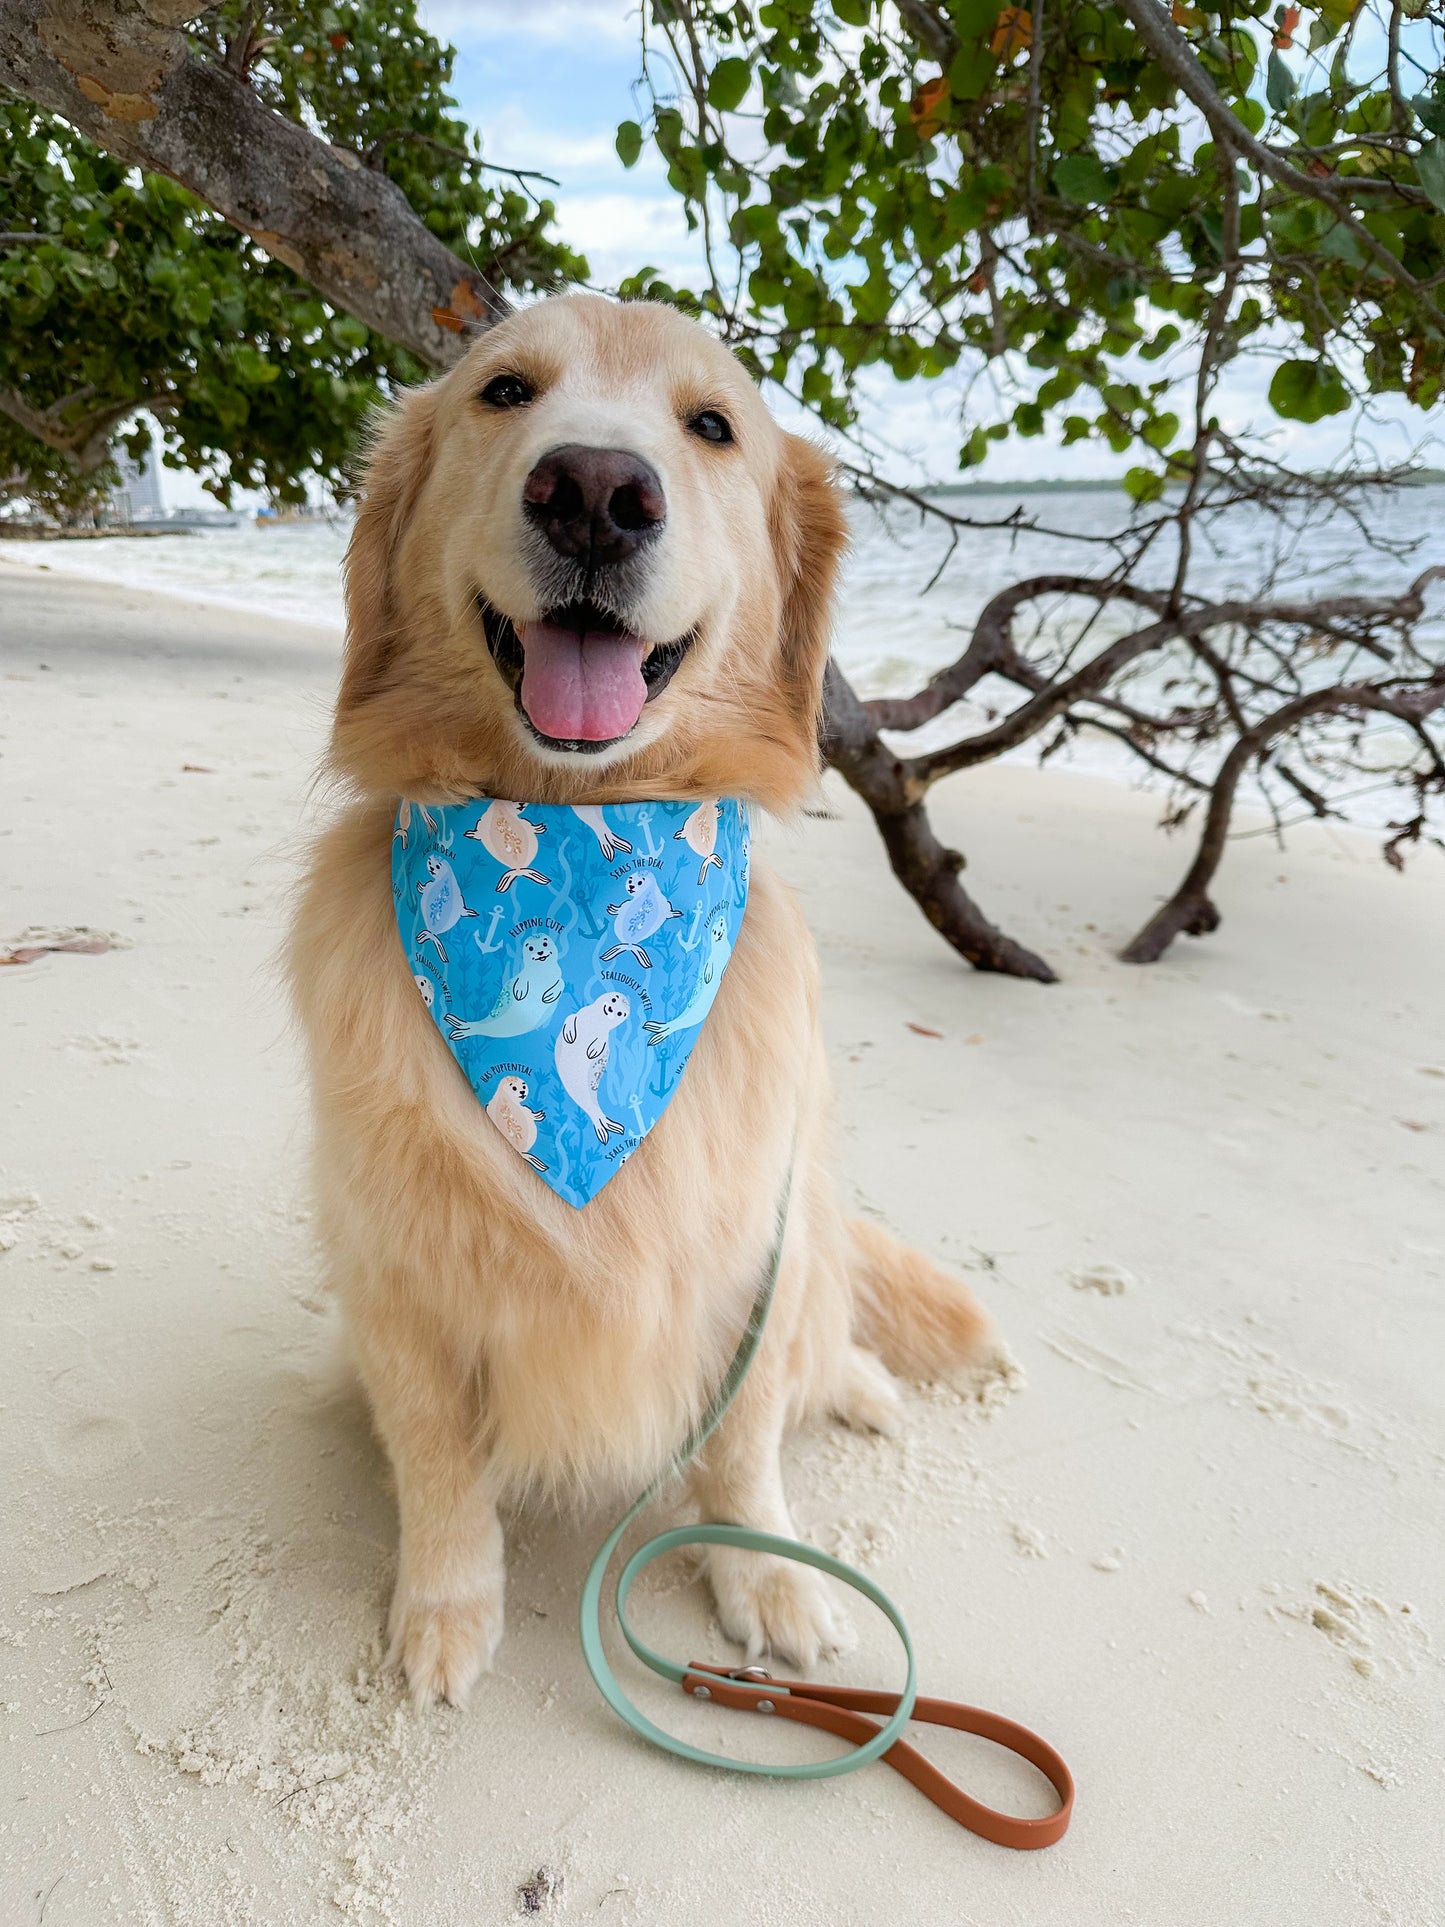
[[523, 445, 666, 566]]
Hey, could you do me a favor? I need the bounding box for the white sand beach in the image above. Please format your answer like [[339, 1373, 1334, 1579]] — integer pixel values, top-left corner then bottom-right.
[[2, 562, 1441, 1926]]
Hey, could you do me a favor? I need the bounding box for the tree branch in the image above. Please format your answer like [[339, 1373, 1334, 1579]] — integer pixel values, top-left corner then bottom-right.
[[894, 0, 957, 64], [1121, 671, 1445, 963], [0, 382, 134, 470], [221, 1, 259, 80], [906, 579, 1444, 787], [863, 575, 1173, 732], [0, 0, 508, 370]]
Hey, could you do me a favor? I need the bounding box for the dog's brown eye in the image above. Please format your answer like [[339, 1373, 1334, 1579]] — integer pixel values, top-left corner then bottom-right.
[[689, 409, 733, 445], [481, 373, 533, 409]]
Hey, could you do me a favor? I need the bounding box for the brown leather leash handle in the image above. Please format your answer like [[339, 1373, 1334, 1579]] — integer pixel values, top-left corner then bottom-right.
[[683, 1664, 1074, 1848]]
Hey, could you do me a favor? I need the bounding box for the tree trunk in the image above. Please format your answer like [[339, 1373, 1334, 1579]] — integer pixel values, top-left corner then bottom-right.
[[822, 663, 1057, 981]]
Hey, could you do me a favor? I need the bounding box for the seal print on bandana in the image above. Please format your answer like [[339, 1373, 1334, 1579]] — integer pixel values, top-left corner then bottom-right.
[[393, 797, 750, 1207]]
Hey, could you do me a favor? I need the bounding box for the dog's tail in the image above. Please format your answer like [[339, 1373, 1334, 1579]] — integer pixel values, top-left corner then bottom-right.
[[846, 1217, 999, 1379]]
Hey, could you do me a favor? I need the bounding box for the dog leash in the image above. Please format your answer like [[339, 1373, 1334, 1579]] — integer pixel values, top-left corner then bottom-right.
[[578, 1166, 1075, 1846]]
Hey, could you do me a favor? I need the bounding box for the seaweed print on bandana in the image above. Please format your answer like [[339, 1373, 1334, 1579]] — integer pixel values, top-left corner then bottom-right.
[[392, 797, 750, 1208]]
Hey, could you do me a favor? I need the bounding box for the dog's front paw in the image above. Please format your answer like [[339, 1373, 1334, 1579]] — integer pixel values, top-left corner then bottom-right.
[[387, 1581, 504, 1709], [703, 1546, 842, 1671], [833, 1345, 904, 1436]]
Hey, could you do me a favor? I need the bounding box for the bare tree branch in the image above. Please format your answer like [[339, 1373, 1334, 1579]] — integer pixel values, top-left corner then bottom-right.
[[863, 576, 1177, 732], [906, 579, 1445, 787], [1122, 665, 1445, 963]]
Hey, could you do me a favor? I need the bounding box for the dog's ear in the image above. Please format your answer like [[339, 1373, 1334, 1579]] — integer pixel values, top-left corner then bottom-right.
[[769, 431, 849, 729], [337, 383, 439, 713]]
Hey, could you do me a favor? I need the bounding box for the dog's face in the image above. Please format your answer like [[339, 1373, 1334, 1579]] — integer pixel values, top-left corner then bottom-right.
[[333, 295, 848, 810]]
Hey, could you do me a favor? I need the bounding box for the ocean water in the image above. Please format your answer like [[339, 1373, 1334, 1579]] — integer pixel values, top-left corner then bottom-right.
[[0, 516, 354, 633], [4, 484, 1440, 814]]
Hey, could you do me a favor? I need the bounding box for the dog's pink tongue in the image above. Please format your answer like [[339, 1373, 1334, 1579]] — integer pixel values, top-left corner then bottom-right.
[[519, 621, 647, 742]]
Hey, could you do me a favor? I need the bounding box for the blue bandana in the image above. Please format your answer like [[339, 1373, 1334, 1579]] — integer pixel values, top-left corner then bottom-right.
[[392, 796, 750, 1208]]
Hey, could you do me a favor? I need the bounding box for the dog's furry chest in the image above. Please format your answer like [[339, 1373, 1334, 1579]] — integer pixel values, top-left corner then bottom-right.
[[292, 808, 817, 1491], [464, 1244, 768, 1496]]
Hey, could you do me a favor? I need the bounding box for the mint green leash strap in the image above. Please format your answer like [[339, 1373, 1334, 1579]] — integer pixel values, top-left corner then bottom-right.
[[578, 1160, 920, 1779]]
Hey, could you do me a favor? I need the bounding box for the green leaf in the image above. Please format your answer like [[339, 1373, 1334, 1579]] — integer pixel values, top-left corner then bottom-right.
[[233, 344, 280, 386], [952, 0, 1002, 34], [708, 57, 752, 113], [177, 283, 212, 325], [1319, 221, 1366, 267], [615, 120, 643, 168], [1139, 323, 1181, 362], [330, 314, 368, 350], [1411, 96, 1445, 139], [1416, 139, 1445, 215], [1268, 359, 1350, 422], [847, 269, 894, 324], [947, 44, 995, 101], [1302, 101, 1339, 148], [1266, 51, 1296, 114], [1123, 465, 1165, 503], [1053, 152, 1115, 205]]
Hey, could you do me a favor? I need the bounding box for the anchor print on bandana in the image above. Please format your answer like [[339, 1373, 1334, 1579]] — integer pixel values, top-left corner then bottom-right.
[[392, 797, 750, 1208]]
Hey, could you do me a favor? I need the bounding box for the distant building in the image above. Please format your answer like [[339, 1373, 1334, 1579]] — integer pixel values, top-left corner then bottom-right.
[[113, 445, 165, 521]]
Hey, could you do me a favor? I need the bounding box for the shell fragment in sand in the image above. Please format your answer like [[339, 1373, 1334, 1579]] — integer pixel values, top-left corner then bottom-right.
[[1, 925, 129, 966], [1069, 1263, 1135, 1296]]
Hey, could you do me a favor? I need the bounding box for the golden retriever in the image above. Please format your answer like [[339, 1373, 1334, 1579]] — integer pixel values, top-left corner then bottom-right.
[[288, 294, 997, 1706]]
